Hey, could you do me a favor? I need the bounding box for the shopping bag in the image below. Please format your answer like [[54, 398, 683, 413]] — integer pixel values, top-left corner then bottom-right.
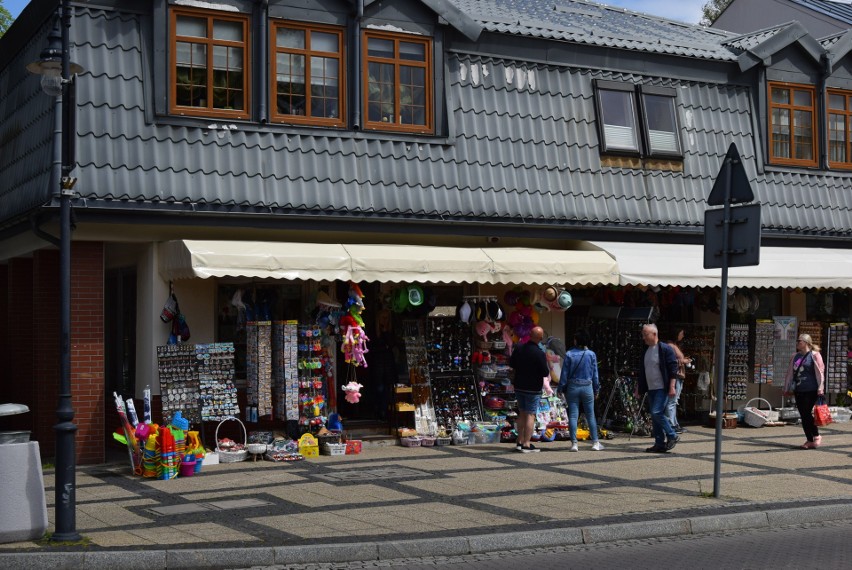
[[813, 397, 833, 427]]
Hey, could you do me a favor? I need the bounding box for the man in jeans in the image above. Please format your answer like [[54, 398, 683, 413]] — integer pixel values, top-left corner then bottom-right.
[[509, 326, 550, 453], [637, 324, 680, 453]]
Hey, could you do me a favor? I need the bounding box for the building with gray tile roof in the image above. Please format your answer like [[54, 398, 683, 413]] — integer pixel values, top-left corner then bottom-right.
[[1, 0, 851, 463]]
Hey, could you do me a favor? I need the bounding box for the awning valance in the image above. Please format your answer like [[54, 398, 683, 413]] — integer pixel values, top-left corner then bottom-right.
[[158, 240, 619, 286], [590, 241, 852, 288]]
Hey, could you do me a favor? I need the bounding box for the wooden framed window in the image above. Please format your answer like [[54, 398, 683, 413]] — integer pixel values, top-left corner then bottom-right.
[[827, 89, 852, 169], [363, 30, 433, 134], [170, 8, 250, 119], [594, 81, 681, 159], [271, 21, 344, 127], [768, 82, 817, 167]]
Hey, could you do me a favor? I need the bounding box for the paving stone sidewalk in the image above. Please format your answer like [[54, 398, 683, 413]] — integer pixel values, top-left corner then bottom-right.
[[1, 421, 850, 569]]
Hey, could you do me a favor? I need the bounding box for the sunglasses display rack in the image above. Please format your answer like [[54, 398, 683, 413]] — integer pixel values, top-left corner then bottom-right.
[[429, 372, 482, 429], [273, 320, 299, 421], [157, 344, 202, 426], [245, 321, 273, 421], [825, 323, 849, 394]]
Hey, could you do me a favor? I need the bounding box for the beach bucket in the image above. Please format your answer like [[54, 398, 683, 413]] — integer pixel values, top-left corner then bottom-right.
[[179, 460, 196, 477]]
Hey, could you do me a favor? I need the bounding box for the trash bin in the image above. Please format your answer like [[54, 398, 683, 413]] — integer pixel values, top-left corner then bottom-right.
[[0, 404, 48, 543]]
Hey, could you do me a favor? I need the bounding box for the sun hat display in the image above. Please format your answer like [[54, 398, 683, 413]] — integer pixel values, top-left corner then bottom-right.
[[407, 284, 424, 307], [457, 300, 472, 323], [557, 290, 573, 309], [391, 287, 410, 313], [542, 286, 559, 302]]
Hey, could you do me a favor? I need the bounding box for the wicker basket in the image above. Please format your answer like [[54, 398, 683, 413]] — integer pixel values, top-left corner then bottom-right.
[[216, 416, 249, 463], [742, 398, 777, 428]]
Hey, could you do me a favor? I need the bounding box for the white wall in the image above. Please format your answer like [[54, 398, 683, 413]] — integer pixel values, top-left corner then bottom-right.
[[135, 243, 216, 397]]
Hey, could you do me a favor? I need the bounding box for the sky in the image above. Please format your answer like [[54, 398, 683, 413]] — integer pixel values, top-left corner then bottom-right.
[[6, 1, 707, 23]]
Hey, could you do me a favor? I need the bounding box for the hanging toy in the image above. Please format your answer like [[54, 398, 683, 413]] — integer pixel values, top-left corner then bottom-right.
[[343, 381, 363, 404], [342, 324, 370, 367]]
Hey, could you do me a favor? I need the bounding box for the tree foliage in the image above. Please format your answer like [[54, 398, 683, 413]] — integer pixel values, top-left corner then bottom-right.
[[700, 0, 733, 26], [0, 0, 13, 39]]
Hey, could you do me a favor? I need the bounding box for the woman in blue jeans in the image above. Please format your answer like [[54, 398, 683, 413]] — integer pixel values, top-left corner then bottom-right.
[[558, 329, 604, 451]]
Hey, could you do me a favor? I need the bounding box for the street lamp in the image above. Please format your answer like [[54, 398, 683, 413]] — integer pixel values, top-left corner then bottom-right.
[[26, 0, 83, 543]]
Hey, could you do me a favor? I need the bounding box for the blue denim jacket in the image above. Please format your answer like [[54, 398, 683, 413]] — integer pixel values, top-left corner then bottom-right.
[[558, 347, 600, 394]]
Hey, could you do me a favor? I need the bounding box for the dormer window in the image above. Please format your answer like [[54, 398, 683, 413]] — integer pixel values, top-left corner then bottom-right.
[[594, 80, 681, 159], [362, 30, 433, 134], [768, 82, 817, 168], [827, 89, 852, 169], [170, 8, 250, 119], [271, 21, 345, 127]]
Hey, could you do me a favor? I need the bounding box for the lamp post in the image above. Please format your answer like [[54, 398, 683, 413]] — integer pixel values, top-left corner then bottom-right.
[[26, 0, 83, 543]]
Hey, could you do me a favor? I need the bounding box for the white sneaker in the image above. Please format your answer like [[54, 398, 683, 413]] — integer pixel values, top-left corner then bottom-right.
[[591, 441, 605, 451], [569, 443, 579, 452]]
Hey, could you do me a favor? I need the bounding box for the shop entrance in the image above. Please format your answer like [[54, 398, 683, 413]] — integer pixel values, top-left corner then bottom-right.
[[335, 282, 399, 428]]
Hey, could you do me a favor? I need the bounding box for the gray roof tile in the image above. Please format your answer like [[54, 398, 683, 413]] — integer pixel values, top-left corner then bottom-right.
[[448, 0, 738, 60]]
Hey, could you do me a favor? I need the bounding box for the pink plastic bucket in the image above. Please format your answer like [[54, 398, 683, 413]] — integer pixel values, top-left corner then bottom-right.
[[179, 461, 196, 477]]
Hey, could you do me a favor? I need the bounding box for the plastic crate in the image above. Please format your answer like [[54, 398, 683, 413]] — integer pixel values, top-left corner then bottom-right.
[[321, 443, 346, 456], [400, 436, 422, 447]]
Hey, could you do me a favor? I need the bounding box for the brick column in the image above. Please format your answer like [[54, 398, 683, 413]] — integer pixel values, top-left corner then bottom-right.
[[6, 258, 34, 433], [33, 249, 61, 448], [71, 242, 105, 465]]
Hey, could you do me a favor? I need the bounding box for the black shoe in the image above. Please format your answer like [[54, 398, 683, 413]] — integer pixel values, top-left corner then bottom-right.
[[665, 435, 680, 451], [674, 426, 685, 434], [645, 445, 666, 453]]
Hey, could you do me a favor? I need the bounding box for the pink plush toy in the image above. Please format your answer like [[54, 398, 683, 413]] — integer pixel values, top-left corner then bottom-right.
[[342, 381, 363, 404], [342, 325, 370, 367]]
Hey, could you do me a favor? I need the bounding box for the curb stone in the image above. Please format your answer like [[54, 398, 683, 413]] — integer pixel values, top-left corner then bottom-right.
[[3, 505, 852, 569]]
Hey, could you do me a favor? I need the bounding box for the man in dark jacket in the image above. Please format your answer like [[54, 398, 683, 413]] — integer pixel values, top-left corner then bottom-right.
[[509, 326, 550, 452], [638, 324, 680, 453]]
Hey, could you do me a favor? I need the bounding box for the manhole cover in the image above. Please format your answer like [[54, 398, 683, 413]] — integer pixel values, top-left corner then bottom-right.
[[314, 467, 431, 482]]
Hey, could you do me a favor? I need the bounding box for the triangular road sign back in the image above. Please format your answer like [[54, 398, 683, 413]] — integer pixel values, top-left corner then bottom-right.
[[707, 143, 754, 206]]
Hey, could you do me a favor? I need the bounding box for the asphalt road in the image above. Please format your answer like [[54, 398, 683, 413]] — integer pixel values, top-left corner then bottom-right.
[[248, 519, 852, 569]]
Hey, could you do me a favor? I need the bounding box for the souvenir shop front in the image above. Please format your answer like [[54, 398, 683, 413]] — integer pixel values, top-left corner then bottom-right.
[[564, 242, 852, 433], [148, 240, 620, 451], [143, 239, 852, 459]]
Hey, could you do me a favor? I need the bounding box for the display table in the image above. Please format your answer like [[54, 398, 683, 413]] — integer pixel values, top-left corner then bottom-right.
[[0, 441, 48, 543]]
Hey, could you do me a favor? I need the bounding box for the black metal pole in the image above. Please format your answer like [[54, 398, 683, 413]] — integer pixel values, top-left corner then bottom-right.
[[712, 155, 733, 499], [52, 0, 81, 542]]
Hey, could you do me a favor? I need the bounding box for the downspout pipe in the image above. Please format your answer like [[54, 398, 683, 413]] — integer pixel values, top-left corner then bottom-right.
[[256, 0, 269, 123], [352, 0, 363, 129], [818, 54, 831, 170]]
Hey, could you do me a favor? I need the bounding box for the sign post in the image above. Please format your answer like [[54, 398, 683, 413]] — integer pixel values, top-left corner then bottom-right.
[[704, 143, 760, 498]]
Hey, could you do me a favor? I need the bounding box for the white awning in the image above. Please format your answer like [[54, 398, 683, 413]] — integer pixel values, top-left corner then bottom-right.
[[590, 241, 852, 288], [159, 240, 619, 285]]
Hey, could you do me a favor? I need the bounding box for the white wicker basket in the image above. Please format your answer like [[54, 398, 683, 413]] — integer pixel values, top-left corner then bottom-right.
[[742, 398, 777, 428], [216, 416, 248, 463]]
